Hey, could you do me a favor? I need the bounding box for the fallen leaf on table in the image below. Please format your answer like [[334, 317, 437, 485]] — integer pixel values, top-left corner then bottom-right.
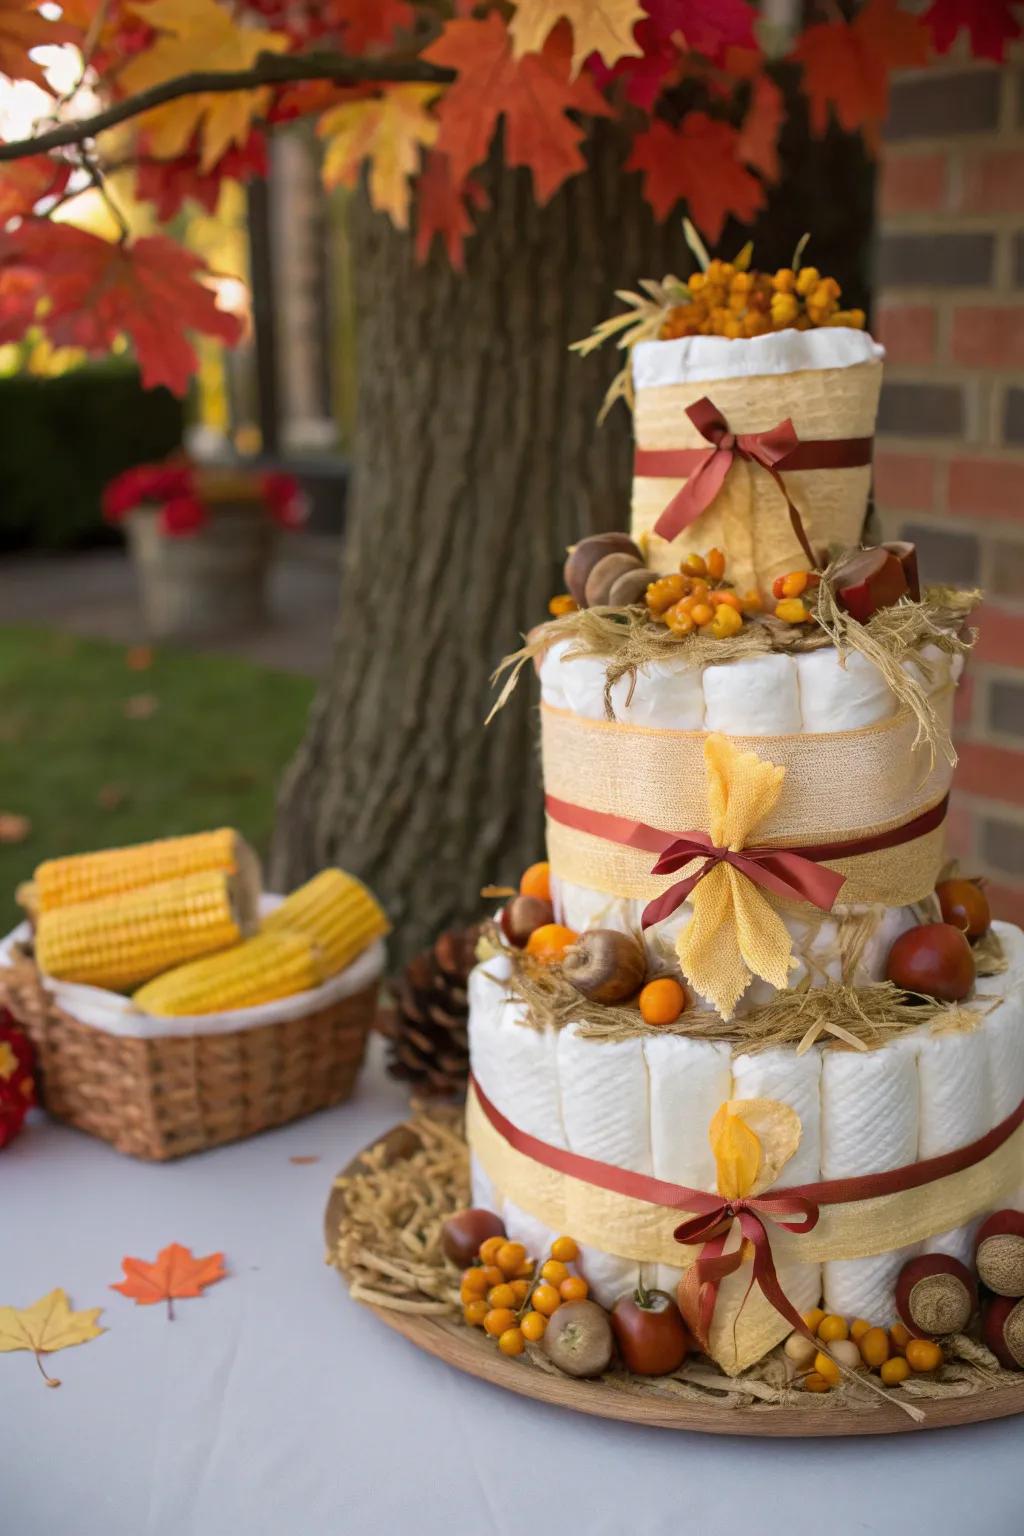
[[0, 813, 30, 844], [123, 693, 159, 720], [0, 1288, 105, 1388], [125, 645, 154, 672], [111, 1243, 226, 1320], [289, 1154, 320, 1165]]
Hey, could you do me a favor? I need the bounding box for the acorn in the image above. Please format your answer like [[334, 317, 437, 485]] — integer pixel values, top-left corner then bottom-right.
[[884, 922, 975, 1003], [975, 1210, 1024, 1297], [584, 552, 644, 609], [982, 1295, 1024, 1370], [607, 566, 658, 607], [561, 929, 647, 1005], [895, 1253, 978, 1337], [500, 895, 554, 948], [564, 533, 642, 607], [441, 1208, 506, 1268], [936, 877, 991, 942]]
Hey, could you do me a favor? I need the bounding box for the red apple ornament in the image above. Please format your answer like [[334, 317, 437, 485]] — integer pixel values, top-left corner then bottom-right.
[[885, 923, 975, 1003], [832, 546, 910, 624], [611, 1286, 691, 1375], [976, 1210, 1024, 1297], [936, 878, 991, 942]]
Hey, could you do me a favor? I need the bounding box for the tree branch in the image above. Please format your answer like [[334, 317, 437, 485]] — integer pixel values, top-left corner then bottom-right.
[[0, 50, 455, 163]]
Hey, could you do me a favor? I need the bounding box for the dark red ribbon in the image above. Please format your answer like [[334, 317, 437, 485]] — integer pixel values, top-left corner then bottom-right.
[[544, 793, 950, 930], [636, 396, 872, 566], [471, 1074, 1024, 1353]]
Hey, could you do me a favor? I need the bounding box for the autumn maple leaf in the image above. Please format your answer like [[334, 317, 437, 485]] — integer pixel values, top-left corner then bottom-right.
[[792, 0, 928, 149], [0, 155, 69, 224], [627, 111, 765, 241], [924, 0, 1021, 62], [737, 75, 784, 184], [424, 13, 611, 205], [415, 151, 488, 270], [135, 131, 268, 220], [111, 1243, 226, 1320], [319, 85, 440, 230], [0, 1289, 104, 1387], [5, 222, 243, 395], [508, 0, 644, 75], [0, 1, 79, 89], [650, 0, 757, 63], [120, 0, 290, 172], [324, 0, 415, 54]]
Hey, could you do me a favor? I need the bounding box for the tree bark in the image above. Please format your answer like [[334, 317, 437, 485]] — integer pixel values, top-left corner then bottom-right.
[[271, 113, 872, 961]]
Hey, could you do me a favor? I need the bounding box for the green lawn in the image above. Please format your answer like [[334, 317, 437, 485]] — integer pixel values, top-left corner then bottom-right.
[[0, 626, 315, 929]]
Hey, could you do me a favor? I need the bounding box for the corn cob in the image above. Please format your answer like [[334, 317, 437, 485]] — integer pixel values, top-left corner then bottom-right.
[[35, 869, 251, 991], [262, 868, 389, 977], [34, 829, 259, 914], [133, 929, 322, 1017]]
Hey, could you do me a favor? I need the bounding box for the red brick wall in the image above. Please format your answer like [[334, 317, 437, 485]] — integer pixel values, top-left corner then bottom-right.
[[874, 54, 1024, 925]]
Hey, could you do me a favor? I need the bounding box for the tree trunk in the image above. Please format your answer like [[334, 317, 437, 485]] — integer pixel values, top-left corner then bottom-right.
[[271, 114, 873, 961]]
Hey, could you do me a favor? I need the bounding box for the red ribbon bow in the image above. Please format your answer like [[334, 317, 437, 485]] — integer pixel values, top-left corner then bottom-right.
[[650, 396, 817, 567], [641, 831, 846, 931], [673, 1193, 820, 1351]]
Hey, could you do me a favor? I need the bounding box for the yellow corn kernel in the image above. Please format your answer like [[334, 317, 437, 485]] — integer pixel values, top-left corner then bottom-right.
[[36, 869, 249, 991], [133, 930, 321, 1017], [35, 829, 256, 914], [262, 868, 389, 977]]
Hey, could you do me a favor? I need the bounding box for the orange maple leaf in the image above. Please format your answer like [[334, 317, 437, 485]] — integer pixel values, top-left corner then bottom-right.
[[792, 0, 928, 150], [414, 151, 488, 270], [4, 221, 243, 396], [0, 1, 78, 88], [111, 1243, 226, 1319], [423, 13, 611, 205], [0, 155, 69, 224], [737, 75, 784, 184], [628, 111, 765, 241]]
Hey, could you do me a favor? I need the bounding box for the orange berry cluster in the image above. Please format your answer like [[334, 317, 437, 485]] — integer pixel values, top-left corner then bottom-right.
[[461, 1235, 586, 1357], [789, 1309, 944, 1394], [645, 549, 761, 640], [660, 262, 867, 342], [772, 568, 820, 625]]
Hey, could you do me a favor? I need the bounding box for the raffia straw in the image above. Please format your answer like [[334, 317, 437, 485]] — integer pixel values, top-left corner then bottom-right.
[[973, 925, 1008, 977]]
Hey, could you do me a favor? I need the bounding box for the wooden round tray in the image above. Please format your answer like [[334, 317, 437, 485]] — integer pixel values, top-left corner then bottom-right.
[[326, 1124, 1024, 1438]]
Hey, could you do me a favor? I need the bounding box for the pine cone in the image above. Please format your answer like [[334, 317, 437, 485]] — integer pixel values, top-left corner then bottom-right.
[[378, 924, 482, 1097]]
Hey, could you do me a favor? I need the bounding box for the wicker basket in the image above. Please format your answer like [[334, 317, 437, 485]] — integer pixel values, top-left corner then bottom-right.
[[0, 937, 383, 1161]]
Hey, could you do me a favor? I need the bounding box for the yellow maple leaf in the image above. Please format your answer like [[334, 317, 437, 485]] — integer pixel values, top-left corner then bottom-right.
[[0, 1288, 105, 1388], [318, 86, 440, 231], [120, 0, 290, 171], [709, 1098, 803, 1199], [508, 0, 644, 75]]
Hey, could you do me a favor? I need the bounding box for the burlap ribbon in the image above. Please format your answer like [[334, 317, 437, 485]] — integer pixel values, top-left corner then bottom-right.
[[637, 396, 873, 563]]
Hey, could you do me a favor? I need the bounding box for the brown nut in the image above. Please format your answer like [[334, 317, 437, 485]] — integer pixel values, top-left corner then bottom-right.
[[562, 928, 646, 1004], [584, 552, 643, 609], [543, 1300, 614, 1378], [500, 895, 554, 948], [607, 567, 658, 607], [564, 533, 641, 607]]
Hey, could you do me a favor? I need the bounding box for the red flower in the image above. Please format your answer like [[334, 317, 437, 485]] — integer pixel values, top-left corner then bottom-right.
[[159, 495, 208, 537], [0, 1013, 35, 1152], [103, 460, 193, 522], [262, 472, 307, 529]]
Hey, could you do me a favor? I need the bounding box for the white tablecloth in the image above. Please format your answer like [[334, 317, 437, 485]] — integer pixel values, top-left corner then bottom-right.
[[3, 1036, 1022, 1536]]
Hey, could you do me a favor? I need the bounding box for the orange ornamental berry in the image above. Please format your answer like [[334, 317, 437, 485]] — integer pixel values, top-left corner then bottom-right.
[[880, 1356, 911, 1386], [479, 1235, 505, 1265], [775, 598, 811, 624], [495, 1241, 527, 1276], [850, 1318, 872, 1344], [487, 1282, 517, 1309], [664, 603, 696, 637], [461, 1267, 489, 1297], [770, 292, 800, 327], [484, 1307, 518, 1337], [802, 1307, 826, 1333], [510, 1279, 531, 1304], [478, 1264, 505, 1289], [739, 589, 763, 613], [706, 548, 727, 581], [708, 605, 743, 639], [550, 1236, 579, 1263], [772, 268, 797, 293], [541, 1259, 570, 1286], [690, 601, 715, 628], [639, 976, 688, 1026], [802, 1372, 831, 1393], [531, 1283, 562, 1317], [906, 1338, 943, 1373], [464, 1299, 489, 1327], [520, 861, 552, 901], [681, 553, 707, 578], [521, 1310, 547, 1343], [548, 593, 578, 617], [525, 923, 578, 964], [560, 1276, 589, 1302], [889, 1323, 911, 1354], [817, 1314, 849, 1343], [646, 573, 687, 615], [710, 589, 742, 611], [514, 1260, 535, 1279], [858, 1327, 890, 1369], [795, 265, 821, 296], [498, 1326, 525, 1356], [780, 571, 809, 598], [812, 1351, 841, 1386]]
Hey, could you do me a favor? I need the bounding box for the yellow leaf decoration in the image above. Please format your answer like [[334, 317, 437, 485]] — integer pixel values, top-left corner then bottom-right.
[[318, 86, 441, 231], [121, 0, 290, 171], [508, 0, 644, 75], [0, 1288, 105, 1388], [678, 733, 794, 1021], [709, 1098, 803, 1200]]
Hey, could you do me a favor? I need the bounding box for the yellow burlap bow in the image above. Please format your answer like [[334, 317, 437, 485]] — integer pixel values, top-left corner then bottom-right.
[[676, 736, 795, 1020]]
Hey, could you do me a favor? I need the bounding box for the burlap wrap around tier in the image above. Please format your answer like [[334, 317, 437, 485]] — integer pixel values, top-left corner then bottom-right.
[[540, 694, 953, 912], [631, 331, 884, 594]]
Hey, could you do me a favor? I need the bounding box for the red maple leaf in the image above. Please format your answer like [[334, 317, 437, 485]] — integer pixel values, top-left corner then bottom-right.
[[627, 111, 765, 240], [650, 0, 756, 62], [0, 155, 69, 224], [5, 222, 243, 395], [414, 151, 488, 271], [0, 244, 42, 343], [135, 131, 268, 220], [423, 13, 611, 205], [924, 0, 1021, 61], [792, 0, 928, 148], [111, 1243, 226, 1320], [737, 74, 784, 184], [324, 0, 414, 53]]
